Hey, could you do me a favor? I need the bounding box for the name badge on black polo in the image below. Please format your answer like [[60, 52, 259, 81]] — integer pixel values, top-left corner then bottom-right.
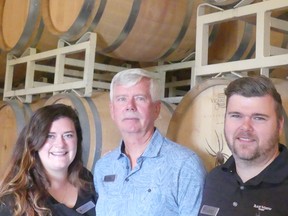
[[104, 174, 116, 182], [200, 205, 219, 216], [76, 201, 95, 214]]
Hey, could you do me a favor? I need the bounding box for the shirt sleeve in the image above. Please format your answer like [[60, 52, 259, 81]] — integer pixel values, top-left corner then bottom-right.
[[177, 155, 207, 216]]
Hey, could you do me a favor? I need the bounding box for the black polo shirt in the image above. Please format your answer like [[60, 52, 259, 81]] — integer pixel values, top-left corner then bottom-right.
[[48, 188, 97, 216], [0, 189, 96, 216], [0, 168, 97, 216], [47, 168, 97, 216], [199, 144, 288, 216]]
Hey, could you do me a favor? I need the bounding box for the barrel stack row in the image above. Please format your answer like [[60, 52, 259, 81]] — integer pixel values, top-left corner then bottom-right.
[[1, 0, 284, 85]]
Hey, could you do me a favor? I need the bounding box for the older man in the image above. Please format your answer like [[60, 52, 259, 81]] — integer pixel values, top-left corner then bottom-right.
[[94, 68, 206, 216]]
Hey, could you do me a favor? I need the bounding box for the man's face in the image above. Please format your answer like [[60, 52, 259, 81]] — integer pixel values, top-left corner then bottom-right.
[[110, 78, 160, 136], [224, 94, 283, 163]]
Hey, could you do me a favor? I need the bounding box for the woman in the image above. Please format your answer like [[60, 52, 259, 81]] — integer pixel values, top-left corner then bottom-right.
[[0, 104, 97, 216]]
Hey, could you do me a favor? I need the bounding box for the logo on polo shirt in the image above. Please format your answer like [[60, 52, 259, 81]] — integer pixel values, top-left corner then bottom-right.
[[253, 204, 272, 212]]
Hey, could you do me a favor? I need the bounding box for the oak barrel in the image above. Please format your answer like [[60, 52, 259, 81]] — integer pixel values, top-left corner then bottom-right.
[[208, 20, 256, 63], [0, 99, 45, 176], [208, 5, 288, 64], [41, 0, 204, 62], [0, 52, 7, 86], [0, 0, 58, 56]]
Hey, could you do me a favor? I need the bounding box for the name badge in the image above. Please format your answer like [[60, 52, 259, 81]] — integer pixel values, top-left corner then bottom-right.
[[200, 205, 219, 216], [76, 201, 95, 214], [104, 174, 116, 182]]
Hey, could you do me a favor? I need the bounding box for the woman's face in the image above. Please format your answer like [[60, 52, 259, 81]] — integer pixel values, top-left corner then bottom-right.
[[38, 117, 78, 175]]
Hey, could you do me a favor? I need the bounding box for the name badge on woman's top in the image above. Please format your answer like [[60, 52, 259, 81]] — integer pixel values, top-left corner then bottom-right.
[[76, 201, 95, 214]]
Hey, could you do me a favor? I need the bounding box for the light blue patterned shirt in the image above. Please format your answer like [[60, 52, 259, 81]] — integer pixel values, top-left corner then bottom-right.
[[93, 129, 206, 216]]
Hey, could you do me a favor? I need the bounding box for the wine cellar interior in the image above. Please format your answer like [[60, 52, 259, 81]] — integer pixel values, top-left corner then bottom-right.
[[0, 0, 288, 174]]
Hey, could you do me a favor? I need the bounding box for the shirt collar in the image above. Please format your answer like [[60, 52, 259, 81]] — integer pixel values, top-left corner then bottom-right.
[[222, 144, 288, 185], [116, 128, 164, 159]]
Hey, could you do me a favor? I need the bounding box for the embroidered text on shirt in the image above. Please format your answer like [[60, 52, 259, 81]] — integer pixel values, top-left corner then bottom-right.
[[253, 204, 272, 212]]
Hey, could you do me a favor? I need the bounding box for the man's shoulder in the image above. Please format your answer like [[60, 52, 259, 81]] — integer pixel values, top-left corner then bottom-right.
[[162, 136, 199, 158], [95, 148, 119, 166], [159, 137, 206, 174], [205, 164, 231, 183]]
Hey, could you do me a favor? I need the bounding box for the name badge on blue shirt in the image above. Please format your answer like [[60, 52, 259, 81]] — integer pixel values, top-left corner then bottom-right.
[[76, 201, 95, 214], [104, 175, 116, 182]]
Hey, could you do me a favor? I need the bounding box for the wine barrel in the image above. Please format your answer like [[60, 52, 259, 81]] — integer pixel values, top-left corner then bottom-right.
[[0, 0, 58, 56], [44, 92, 175, 172], [166, 78, 288, 171], [273, 78, 288, 145], [41, 0, 98, 42], [208, 20, 256, 63], [0, 99, 45, 175], [42, 0, 204, 62], [208, 5, 288, 64], [41, 0, 285, 64], [0, 51, 7, 86], [209, 15, 288, 64]]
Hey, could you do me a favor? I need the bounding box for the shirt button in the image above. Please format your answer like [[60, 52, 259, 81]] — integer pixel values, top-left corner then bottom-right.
[[125, 178, 129, 182], [126, 166, 129, 169], [147, 189, 151, 192], [240, 186, 245, 190], [233, 202, 238, 207]]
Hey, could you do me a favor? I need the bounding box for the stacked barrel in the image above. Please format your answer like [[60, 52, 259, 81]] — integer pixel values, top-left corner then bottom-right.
[[1, 0, 277, 86]]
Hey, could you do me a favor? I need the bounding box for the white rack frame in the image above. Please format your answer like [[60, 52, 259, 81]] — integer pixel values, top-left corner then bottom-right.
[[3, 33, 129, 103], [2, 31, 194, 104], [194, 0, 288, 86], [144, 60, 195, 104], [4, 33, 96, 102]]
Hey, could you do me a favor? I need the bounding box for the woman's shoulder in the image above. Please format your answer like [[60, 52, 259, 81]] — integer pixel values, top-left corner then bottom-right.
[[0, 195, 14, 216], [0, 203, 12, 216]]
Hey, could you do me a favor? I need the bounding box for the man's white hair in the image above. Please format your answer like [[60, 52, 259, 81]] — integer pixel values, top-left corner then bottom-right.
[[110, 68, 160, 102]]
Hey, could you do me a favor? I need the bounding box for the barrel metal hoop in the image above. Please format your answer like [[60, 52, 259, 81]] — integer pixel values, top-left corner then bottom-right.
[[88, 0, 107, 32], [229, 22, 253, 61], [65, 93, 91, 167], [63, 0, 96, 40], [101, 0, 142, 53], [30, 19, 44, 49], [11, 0, 41, 55], [205, 0, 243, 9], [23, 103, 33, 119], [85, 97, 103, 172], [160, 100, 175, 114], [159, 0, 194, 60], [5, 101, 26, 135]]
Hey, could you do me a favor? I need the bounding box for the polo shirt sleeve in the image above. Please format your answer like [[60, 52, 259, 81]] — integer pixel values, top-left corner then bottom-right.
[[177, 155, 207, 216]]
